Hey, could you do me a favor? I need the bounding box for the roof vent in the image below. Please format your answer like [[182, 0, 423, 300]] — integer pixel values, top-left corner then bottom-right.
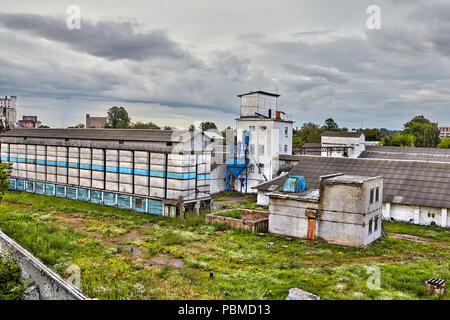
[[282, 175, 306, 193]]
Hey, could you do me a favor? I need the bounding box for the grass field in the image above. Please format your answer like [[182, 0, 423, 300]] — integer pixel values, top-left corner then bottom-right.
[[0, 191, 448, 300]]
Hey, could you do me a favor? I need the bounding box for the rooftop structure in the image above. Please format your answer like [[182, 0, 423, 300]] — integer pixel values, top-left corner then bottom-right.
[[86, 114, 107, 128], [321, 131, 365, 158], [438, 126, 450, 138], [18, 115, 41, 128]]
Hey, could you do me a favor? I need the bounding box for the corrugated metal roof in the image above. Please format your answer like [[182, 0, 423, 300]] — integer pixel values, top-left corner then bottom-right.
[[0, 128, 192, 142], [322, 131, 363, 138], [256, 156, 450, 209], [359, 146, 450, 163]]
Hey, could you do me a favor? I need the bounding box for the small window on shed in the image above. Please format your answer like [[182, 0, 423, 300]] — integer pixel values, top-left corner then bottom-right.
[[370, 189, 375, 204], [375, 187, 380, 202], [166, 142, 173, 146], [374, 217, 379, 231], [368, 219, 373, 234], [119, 140, 124, 145], [135, 198, 143, 209]]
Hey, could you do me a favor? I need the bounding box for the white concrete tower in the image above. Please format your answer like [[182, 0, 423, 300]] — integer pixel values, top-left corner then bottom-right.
[[236, 91, 293, 192]]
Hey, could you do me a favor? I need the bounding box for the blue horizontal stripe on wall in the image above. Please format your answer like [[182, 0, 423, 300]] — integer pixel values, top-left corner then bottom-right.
[[4, 157, 205, 180], [8, 178, 164, 217], [119, 167, 133, 174], [134, 169, 148, 176], [68, 162, 79, 169], [197, 174, 211, 180], [80, 163, 91, 170]]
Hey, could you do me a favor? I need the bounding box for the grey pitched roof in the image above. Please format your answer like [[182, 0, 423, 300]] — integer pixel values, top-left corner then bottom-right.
[[322, 131, 363, 138], [359, 146, 450, 163], [237, 91, 280, 97], [256, 156, 450, 209], [0, 128, 192, 143]]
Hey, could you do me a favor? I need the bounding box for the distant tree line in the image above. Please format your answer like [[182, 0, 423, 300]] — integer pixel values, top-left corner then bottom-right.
[[293, 118, 348, 148], [79, 106, 221, 133], [293, 115, 447, 149]]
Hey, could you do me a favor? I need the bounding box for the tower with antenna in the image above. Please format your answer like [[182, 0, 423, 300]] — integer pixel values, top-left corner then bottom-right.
[[231, 91, 294, 193]]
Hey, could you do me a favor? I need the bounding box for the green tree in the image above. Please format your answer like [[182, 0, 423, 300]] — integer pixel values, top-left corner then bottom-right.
[[200, 122, 217, 131], [162, 126, 172, 130], [323, 118, 339, 131], [106, 106, 131, 128], [0, 162, 12, 202], [188, 124, 196, 132], [361, 128, 382, 141], [292, 131, 306, 148], [68, 123, 85, 128], [403, 115, 440, 148], [38, 125, 50, 128], [381, 133, 415, 147], [298, 122, 322, 144], [437, 137, 450, 149], [0, 253, 25, 300], [131, 122, 160, 130]]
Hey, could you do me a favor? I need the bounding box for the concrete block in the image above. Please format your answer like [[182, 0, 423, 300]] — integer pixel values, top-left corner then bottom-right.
[[286, 288, 320, 300]]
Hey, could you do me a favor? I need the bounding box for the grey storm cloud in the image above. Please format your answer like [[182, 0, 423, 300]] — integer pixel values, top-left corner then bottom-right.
[[283, 63, 350, 84], [1, 0, 450, 129], [0, 13, 194, 62]]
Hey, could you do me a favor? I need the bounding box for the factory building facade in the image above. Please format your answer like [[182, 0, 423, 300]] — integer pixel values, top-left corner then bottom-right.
[[321, 131, 366, 158], [232, 91, 294, 192], [86, 114, 107, 128], [0, 128, 214, 217], [0, 96, 17, 128]]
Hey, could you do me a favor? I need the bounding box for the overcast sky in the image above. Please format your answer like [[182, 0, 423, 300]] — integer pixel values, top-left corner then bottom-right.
[[1, 0, 450, 129]]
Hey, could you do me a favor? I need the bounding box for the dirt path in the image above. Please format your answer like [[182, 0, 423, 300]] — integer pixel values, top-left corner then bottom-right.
[[390, 233, 449, 248]]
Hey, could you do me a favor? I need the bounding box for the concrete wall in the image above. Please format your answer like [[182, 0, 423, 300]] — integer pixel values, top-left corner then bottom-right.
[[319, 177, 383, 247], [0, 230, 89, 300], [382, 202, 449, 228], [268, 197, 319, 239], [236, 119, 293, 193], [257, 190, 270, 206]]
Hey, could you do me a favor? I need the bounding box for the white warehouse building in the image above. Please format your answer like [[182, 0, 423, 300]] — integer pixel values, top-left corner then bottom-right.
[[0, 128, 215, 217]]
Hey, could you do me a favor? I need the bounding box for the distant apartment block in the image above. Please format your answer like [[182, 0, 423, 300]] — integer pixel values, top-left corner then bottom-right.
[[439, 126, 450, 138], [18, 115, 41, 128], [86, 114, 107, 128], [0, 96, 17, 128]]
